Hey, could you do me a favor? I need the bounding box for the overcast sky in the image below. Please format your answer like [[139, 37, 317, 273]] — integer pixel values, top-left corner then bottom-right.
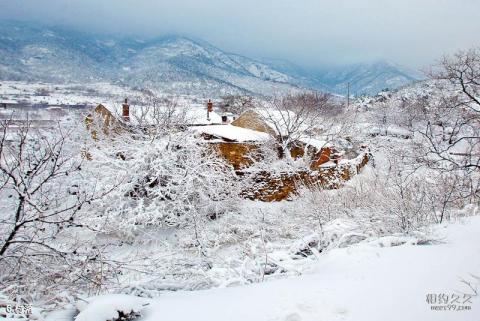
[[1, 0, 479, 69]]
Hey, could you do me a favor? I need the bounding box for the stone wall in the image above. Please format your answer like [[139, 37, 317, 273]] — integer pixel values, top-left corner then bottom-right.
[[85, 104, 126, 140], [210, 141, 333, 171], [239, 152, 371, 202], [214, 142, 261, 170]]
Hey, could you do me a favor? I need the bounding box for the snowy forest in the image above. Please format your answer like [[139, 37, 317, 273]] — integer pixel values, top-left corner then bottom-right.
[[1, 2, 480, 321]]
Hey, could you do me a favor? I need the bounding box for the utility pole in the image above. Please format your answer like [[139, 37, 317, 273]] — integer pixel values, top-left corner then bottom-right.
[[347, 82, 350, 108]]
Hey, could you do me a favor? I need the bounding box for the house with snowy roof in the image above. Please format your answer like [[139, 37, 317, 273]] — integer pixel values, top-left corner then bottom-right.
[[85, 100, 371, 201], [189, 108, 340, 171], [86, 98, 230, 138]]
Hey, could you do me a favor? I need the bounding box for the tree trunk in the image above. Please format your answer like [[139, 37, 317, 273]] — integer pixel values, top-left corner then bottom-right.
[[0, 196, 24, 256]]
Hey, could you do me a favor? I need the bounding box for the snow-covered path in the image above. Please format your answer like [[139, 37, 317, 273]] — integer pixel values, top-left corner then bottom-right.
[[141, 217, 480, 321]]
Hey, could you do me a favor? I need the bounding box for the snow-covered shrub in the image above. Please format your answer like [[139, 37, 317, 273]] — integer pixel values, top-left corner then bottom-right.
[[296, 164, 460, 236], [89, 132, 241, 240], [291, 219, 366, 257]]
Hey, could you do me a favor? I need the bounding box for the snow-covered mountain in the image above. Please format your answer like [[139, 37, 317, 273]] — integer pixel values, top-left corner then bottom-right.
[[312, 60, 424, 95], [0, 20, 422, 96], [261, 58, 424, 95]]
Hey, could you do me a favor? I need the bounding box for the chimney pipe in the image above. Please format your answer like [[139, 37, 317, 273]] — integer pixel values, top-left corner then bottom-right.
[[207, 99, 213, 121], [122, 98, 130, 122]]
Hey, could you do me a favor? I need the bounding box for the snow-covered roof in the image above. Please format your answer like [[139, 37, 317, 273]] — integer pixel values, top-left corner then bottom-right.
[[236, 108, 315, 137], [184, 107, 223, 125], [299, 137, 331, 149], [191, 124, 271, 142], [254, 109, 296, 136]]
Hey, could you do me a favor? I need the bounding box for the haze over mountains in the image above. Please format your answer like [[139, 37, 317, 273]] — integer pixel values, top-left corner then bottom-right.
[[0, 20, 423, 96]]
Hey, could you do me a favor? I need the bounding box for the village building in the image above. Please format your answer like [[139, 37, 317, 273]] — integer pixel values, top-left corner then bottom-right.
[[190, 124, 271, 170], [89, 99, 226, 127], [0, 98, 73, 130], [86, 99, 371, 201], [0, 98, 18, 109], [230, 109, 339, 169]]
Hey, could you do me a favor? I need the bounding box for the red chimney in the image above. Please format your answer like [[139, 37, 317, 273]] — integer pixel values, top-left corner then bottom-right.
[[207, 100, 213, 113], [122, 98, 130, 122], [207, 99, 213, 120]]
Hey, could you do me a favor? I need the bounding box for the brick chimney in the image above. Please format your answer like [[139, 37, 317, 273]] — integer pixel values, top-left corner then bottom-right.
[[207, 99, 213, 121], [122, 98, 130, 122]]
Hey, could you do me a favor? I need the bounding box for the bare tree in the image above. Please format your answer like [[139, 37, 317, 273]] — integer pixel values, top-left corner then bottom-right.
[[219, 95, 255, 115], [130, 94, 188, 136], [259, 92, 344, 159], [104, 94, 188, 141], [432, 48, 480, 109], [0, 119, 116, 298], [419, 48, 480, 176]]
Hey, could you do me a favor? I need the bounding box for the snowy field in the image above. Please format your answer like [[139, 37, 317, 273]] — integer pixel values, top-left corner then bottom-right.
[[0, 81, 206, 111], [72, 216, 480, 321]]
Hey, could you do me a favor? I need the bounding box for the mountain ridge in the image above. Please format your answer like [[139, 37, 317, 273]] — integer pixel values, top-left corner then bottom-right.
[[0, 20, 422, 96]]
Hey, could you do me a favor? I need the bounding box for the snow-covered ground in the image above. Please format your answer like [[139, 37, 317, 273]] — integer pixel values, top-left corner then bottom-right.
[[1, 75, 479, 321], [71, 216, 480, 321], [0, 81, 201, 107]]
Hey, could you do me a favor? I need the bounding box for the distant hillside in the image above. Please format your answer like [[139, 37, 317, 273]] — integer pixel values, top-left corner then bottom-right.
[[261, 58, 424, 95], [0, 20, 423, 96]]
